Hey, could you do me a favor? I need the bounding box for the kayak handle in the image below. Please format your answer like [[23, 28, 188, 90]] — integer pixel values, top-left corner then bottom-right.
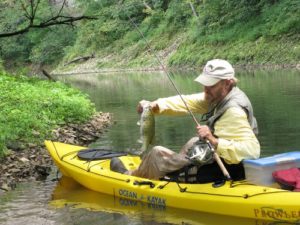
[[134, 180, 155, 188]]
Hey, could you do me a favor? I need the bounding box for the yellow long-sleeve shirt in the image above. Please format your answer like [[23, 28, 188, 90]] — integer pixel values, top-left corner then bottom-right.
[[155, 93, 260, 164]]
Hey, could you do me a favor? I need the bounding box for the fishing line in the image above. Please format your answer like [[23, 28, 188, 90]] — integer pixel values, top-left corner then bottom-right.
[[126, 15, 200, 126]]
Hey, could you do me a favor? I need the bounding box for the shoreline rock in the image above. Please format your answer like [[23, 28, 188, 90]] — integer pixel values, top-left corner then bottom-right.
[[0, 112, 112, 193]]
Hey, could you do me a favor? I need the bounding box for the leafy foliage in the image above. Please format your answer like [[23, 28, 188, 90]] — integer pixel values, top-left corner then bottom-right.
[[73, 0, 298, 67], [0, 0, 299, 69], [0, 73, 95, 157], [0, 0, 84, 67], [29, 27, 77, 65]]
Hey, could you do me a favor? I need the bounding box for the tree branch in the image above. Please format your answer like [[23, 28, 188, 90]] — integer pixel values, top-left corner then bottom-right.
[[0, 14, 97, 37], [36, 15, 98, 28], [0, 1, 98, 38], [188, 2, 198, 17]]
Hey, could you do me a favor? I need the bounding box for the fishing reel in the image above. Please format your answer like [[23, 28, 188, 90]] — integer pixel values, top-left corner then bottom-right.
[[187, 139, 215, 166]]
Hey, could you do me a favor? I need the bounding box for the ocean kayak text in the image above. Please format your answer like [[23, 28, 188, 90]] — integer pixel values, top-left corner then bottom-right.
[[118, 188, 166, 206]]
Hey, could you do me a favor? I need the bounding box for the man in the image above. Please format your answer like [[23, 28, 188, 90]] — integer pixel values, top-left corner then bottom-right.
[[112, 59, 260, 183]]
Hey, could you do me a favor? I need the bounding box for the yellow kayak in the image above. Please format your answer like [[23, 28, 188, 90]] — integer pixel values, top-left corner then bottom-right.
[[45, 140, 300, 222]]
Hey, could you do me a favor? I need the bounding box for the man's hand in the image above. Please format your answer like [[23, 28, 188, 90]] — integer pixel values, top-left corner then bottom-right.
[[196, 125, 218, 148], [137, 100, 159, 114]]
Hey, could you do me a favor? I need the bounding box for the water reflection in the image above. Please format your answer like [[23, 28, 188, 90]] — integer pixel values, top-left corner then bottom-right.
[[0, 177, 58, 225]]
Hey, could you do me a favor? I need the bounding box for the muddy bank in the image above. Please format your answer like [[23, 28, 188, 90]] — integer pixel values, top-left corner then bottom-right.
[[0, 112, 112, 193]]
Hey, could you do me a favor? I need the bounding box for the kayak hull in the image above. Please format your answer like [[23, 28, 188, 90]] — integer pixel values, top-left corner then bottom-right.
[[45, 140, 300, 222], [50, 176, 261, 225]]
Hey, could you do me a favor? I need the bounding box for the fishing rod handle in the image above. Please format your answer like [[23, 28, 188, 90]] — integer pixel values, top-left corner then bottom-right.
[[214, 153, 231, 180], [208, 141, 231, 180]]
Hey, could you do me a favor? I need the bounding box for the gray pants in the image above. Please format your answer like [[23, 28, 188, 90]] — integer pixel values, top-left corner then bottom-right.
[[129, 137, 198, 180]]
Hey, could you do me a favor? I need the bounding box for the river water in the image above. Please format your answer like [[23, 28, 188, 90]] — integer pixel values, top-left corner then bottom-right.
[[0, 69, 300, 225]]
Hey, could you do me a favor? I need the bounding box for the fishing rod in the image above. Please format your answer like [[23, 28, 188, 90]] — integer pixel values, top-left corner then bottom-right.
[[125, 13, 231, 180]]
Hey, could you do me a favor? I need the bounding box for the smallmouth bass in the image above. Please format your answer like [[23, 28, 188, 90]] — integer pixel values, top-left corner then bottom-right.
[[137, 100, 155, 154]]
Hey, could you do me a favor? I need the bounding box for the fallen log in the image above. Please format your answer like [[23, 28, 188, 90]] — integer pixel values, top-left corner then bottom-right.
[[64, 54, 95, 66], [42, 69, 56, 82]]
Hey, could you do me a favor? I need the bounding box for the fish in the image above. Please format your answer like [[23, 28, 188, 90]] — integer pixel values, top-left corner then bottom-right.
[[137, 100, 155, 154]]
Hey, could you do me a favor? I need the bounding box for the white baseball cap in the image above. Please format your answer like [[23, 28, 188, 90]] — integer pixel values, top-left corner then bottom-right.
[[195, 59, 235, 86]]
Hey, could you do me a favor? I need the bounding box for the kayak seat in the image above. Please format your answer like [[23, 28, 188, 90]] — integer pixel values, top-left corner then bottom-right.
[[165, 160, 245, 184], [77, 148, 127, 161]]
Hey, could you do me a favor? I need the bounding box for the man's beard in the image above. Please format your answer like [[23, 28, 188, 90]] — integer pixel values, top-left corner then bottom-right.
[[204, 93, 215, 104]]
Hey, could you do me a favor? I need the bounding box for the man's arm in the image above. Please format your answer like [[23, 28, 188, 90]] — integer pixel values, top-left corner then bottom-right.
[[154, 93, 209, 116], [213, 107, 260, 164]]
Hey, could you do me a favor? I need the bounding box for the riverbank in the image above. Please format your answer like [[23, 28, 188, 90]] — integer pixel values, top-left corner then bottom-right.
[[51, 54, 300, 76], [0, 112, 112, 193]]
